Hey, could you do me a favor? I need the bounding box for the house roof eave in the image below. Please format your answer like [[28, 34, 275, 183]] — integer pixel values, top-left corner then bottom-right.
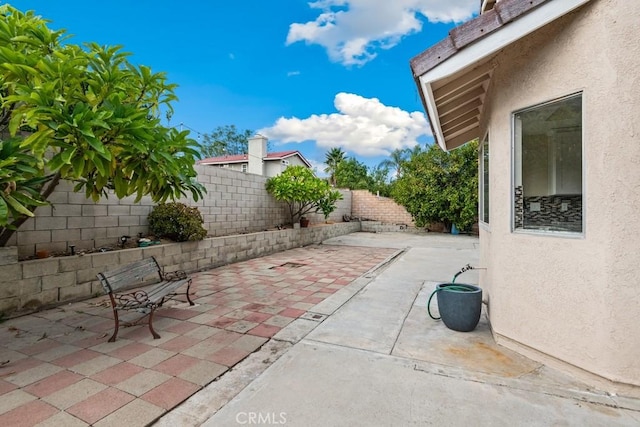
[[198, 159, 247, 165], [265, 151, 313, 168], [410, 0, 592, 151]]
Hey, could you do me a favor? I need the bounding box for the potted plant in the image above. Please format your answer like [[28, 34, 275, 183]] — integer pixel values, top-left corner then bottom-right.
[[300, 217, 310, 228]]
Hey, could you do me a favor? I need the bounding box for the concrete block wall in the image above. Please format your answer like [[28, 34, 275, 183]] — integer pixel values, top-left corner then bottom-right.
[[6, 179, 158, 258], [191, 165, 288, 238], [361, 221, 413, 233], [7, 166, 352, 258], [0, 247, 18, 266], [305, 189, 352, 225], [351, 190, 414, 226], [0, 222, 361, 317]]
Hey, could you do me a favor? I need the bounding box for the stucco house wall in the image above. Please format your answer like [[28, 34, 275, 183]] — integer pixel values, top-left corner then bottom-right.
[[200, 136, 313, 178], [264, 154, 309, 177], [478, 0, 639, 387], [202, 154, 309, 178], [222, 164, 245, 173]]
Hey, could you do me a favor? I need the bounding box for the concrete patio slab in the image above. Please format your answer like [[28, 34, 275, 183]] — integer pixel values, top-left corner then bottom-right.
[[3, 231, 638, 426], [393, 282, 541, 378], [194, 232, 639, 427], [206, 340, 639, 427]]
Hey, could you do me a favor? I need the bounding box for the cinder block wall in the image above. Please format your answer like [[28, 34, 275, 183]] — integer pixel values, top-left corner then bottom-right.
[[7, 167, 352, 258], [306, 189, 352, 225], [191, 165, 288, 238], [0, 222, 362, 316], [351, 190, 414, 226], [6, 179, 159, 259]]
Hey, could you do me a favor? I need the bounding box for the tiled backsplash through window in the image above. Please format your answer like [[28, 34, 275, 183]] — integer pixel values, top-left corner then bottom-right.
[[514, 186, 582, 232]]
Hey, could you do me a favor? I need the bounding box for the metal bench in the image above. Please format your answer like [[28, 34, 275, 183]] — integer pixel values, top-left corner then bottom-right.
[[97, 256, 194, 342]]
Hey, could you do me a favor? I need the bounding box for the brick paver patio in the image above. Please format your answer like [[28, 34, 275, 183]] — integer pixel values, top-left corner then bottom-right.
[[0, 244, 396, 426]]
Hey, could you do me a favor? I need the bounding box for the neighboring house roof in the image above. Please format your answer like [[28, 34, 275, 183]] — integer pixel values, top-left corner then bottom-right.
[[410, 0, 592, 151], [264, 150, 313, 168], [198, 154, 248, 165], [197, 150, 312, 168]]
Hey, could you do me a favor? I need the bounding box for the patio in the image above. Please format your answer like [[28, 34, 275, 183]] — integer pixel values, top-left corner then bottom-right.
[[0, 243, 397, 426]]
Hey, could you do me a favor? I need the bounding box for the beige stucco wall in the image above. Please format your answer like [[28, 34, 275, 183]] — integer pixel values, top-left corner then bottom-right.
[[264, 155, 308, 177], [479, 0, 640, 387]]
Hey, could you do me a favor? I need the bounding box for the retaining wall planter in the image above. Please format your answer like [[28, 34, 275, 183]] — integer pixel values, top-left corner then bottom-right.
[[0, 247, 18, 266], [361, 221, 414, 233], [0, 222, 361, 318]]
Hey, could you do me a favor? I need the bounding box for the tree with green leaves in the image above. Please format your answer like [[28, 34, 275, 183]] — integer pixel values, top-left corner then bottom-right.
[[200, 125, 254, 157], [265, 166, 342, 224], [334, 157, 372, 190], [0, 5, 204, 246], [316, 190, 342, 222], [392, 141, 478, 231], [368, 164, 393, 197], [324, 147, 346, 186], [379, 147, 410, 178]]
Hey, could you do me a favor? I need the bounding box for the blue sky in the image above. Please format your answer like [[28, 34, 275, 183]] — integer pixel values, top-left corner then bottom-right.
[[7, 1, 478, 173]]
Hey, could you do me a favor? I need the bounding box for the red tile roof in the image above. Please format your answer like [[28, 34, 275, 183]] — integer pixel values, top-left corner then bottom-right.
[[197, 150, 311, 167], [265, 150, 296, 158], [197, 154, 248, 164], [410, 0, 552, 77]]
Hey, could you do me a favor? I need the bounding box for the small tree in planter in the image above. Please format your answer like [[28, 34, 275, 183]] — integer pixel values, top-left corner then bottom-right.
[[266, 166, 342, 225], [317, 190, 342, 223]]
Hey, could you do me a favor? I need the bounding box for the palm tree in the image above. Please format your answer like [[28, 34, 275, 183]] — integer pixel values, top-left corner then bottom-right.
[[324, 147, 346, 186], [379, 148, 411, 179], [409, 144, 423, 158]]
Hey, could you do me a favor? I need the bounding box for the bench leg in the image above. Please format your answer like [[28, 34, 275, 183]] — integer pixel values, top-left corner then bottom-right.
[[186, 279, 195, 306], [148, 305, 161, 339], [108, 295, 120, 343]]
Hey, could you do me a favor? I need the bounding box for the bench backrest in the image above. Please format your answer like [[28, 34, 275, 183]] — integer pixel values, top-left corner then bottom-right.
[[97, 257, 163, 294]]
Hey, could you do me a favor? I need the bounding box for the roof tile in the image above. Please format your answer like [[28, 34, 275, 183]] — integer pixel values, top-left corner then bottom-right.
[[410, 0, 551, 78]]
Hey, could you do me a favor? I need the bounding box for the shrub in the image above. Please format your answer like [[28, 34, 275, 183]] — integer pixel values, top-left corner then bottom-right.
[[148, 202, 207, 242], [266, 166, 342, 224], [392, 140, 478, 231], [317, 191, 342, 222]]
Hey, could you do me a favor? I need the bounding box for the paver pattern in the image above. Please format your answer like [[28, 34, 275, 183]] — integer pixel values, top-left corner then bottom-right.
[[0, 244, 396, 426]]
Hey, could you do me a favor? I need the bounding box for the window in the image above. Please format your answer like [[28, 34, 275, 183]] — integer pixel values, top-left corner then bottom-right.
[[241, 164, 247, 173], [480, 134, 489, 224], [513, 93, 583, 233]]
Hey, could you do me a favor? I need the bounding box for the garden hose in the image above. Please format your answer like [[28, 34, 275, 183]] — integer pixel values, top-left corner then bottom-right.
[[452, 263, 474, 283], [427, 285, 477, 320], [427, 264, 477, 320]]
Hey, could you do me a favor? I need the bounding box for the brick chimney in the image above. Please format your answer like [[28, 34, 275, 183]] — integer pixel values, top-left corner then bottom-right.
[[248, 135, 267, 175]]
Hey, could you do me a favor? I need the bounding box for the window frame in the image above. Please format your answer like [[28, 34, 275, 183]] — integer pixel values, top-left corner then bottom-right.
[[479, 132, 490, 228], [511, 92, 585, 238]]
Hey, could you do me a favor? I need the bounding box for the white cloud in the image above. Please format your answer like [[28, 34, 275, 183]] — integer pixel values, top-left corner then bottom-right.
[[287, 70, 301, 77], [286, 0, 477, 66], [258, 92, 430, 157]]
